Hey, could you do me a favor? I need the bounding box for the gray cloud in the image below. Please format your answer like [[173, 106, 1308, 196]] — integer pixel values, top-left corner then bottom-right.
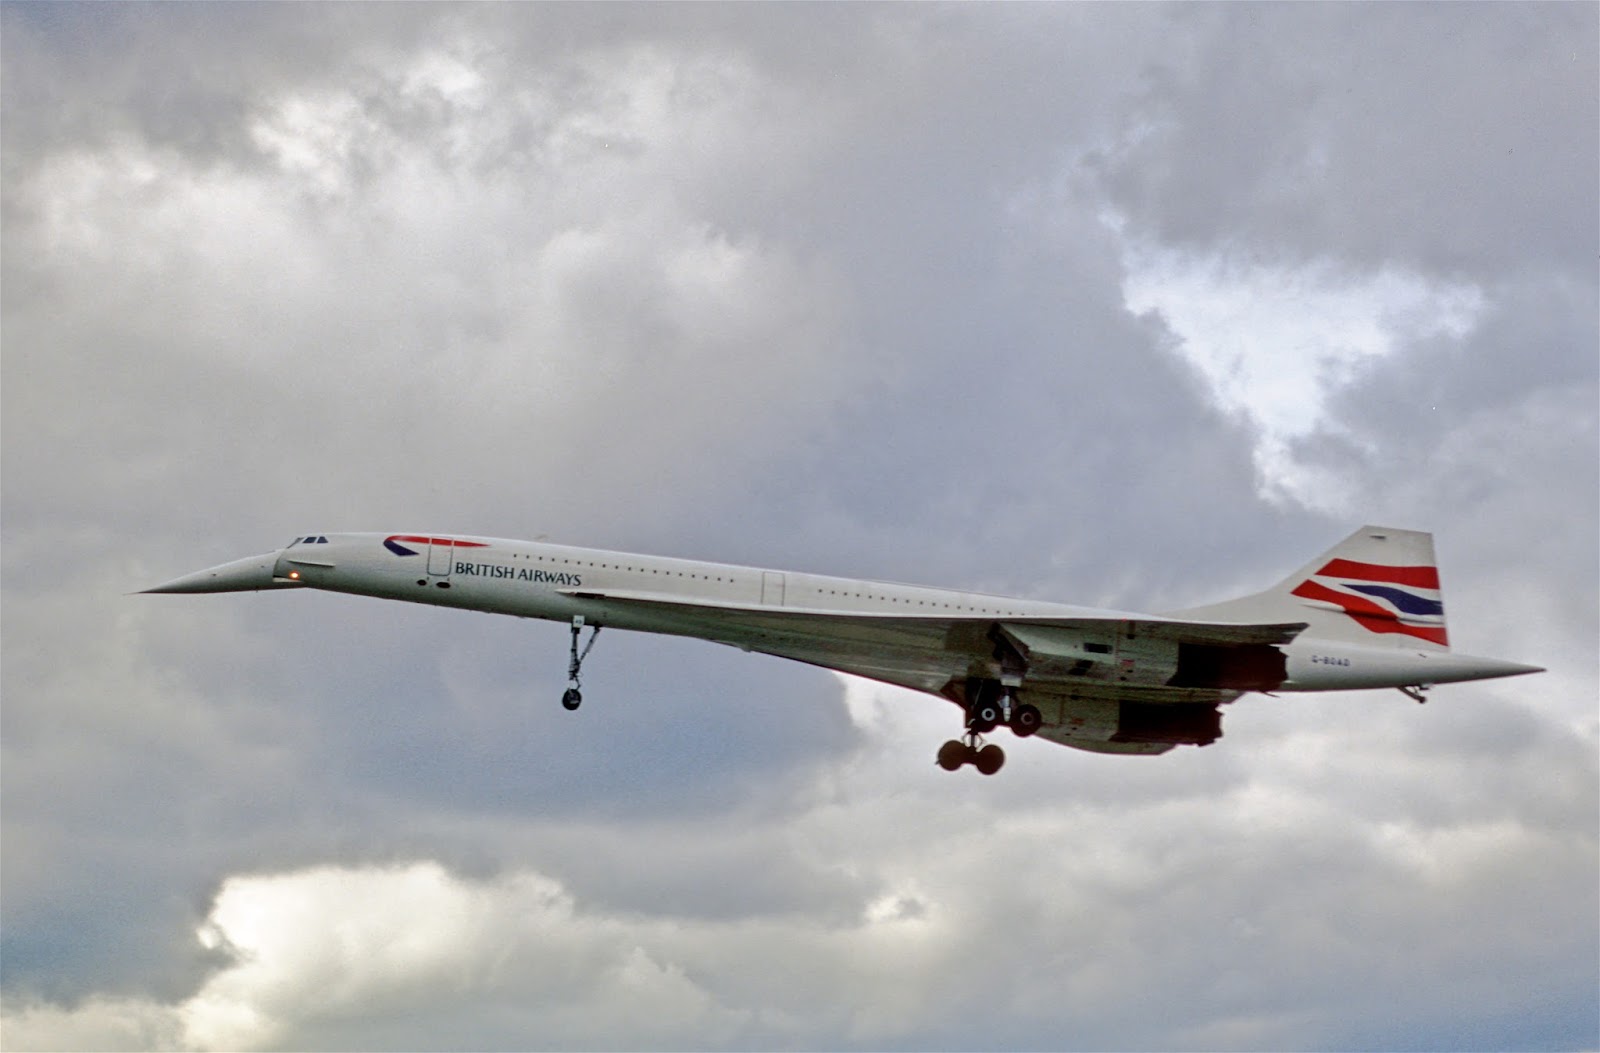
[[3, 4, 1594, 1050], [1095, 4, 1598, 273]]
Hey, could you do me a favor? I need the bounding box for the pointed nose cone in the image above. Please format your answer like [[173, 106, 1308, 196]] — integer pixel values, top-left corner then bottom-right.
[[141, 552, 299, 594]]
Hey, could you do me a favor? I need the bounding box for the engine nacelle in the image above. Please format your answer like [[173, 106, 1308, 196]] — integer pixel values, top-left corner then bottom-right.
[[1170, 642, 1288, 691], [1029, 695, 1224, 751], [1113, 702, 1222, 745]]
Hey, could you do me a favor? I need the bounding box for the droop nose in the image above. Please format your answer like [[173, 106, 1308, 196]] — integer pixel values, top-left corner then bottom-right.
[[140, 551, 302, 594]]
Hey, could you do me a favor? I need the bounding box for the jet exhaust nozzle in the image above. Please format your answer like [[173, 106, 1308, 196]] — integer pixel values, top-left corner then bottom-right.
[[141, 552, 300, 594]]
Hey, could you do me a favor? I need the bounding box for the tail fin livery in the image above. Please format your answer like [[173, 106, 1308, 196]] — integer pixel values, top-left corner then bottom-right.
[[1174, 526, 1450, 650]]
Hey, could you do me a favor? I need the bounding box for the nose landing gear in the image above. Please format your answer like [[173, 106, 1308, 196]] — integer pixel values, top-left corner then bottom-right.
[[562, 616, 601, 711]]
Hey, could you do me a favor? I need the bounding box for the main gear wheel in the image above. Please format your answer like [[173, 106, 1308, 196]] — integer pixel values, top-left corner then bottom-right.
[[934, 732, 1006, 775]]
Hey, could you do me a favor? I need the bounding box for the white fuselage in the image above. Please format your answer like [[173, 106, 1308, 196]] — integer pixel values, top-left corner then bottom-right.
[[244, 533, 1530, 695], [142, 527, 1544, 764], [287, 535, 1093, 621]]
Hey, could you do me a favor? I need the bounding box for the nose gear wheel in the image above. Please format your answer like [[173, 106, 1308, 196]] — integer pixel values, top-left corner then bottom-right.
[[968, 699, 1003, 734], [562, 616, 601, 711]]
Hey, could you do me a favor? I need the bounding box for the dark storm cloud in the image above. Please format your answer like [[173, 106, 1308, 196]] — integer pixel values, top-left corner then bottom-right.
[[3, 4, 1594, 1050]]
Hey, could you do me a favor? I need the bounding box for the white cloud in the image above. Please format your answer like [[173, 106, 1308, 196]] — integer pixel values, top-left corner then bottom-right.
[[1119, 239, 1485, 513], [3, 671, 1593, 1052], [7, 862, 748, 1052], [0, 997, 184, 1053], [4, 36, 855, 537]]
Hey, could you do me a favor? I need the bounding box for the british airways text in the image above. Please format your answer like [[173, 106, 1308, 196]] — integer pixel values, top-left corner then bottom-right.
[[454, 561, 582, 587]]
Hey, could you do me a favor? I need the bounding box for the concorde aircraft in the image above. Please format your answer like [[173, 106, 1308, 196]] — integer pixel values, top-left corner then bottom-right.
[[143, 525, 1542, 774]]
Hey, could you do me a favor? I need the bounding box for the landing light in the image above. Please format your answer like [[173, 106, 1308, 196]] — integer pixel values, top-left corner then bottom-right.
[[288, 570, 300, 580]]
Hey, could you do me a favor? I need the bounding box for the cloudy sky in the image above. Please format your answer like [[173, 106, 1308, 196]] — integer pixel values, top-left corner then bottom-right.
[[3, 4, 1596, 1050]]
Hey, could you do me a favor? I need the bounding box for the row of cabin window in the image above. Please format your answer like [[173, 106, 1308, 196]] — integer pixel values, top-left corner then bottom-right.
[[292, 539, 1015, 612], [500, 552, 729, 581], [814, 586, 1018, 615]]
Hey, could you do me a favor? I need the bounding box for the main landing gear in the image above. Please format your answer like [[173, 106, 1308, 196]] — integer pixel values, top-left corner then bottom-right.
[[938, 733, 1007, 775], [935, 684, 1042, 775], [562, 616, 601, 711]]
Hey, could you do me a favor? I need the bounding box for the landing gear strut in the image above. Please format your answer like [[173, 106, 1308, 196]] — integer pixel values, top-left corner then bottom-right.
[[933, 679, 1044, 774], [936, 688, 1009, 775], [562, 616, 601, 711]]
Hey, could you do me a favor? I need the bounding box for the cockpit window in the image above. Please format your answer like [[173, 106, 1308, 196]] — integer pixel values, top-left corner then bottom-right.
[[288, 535, 329, 545]]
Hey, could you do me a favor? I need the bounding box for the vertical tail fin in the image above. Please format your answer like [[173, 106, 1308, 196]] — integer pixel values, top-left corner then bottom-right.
[[1174, 526, 1450, 651]]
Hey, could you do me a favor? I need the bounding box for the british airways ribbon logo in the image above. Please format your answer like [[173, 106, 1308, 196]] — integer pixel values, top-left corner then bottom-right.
[[1291, 558, 1448, 646], [382, 535, 489, 557]]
